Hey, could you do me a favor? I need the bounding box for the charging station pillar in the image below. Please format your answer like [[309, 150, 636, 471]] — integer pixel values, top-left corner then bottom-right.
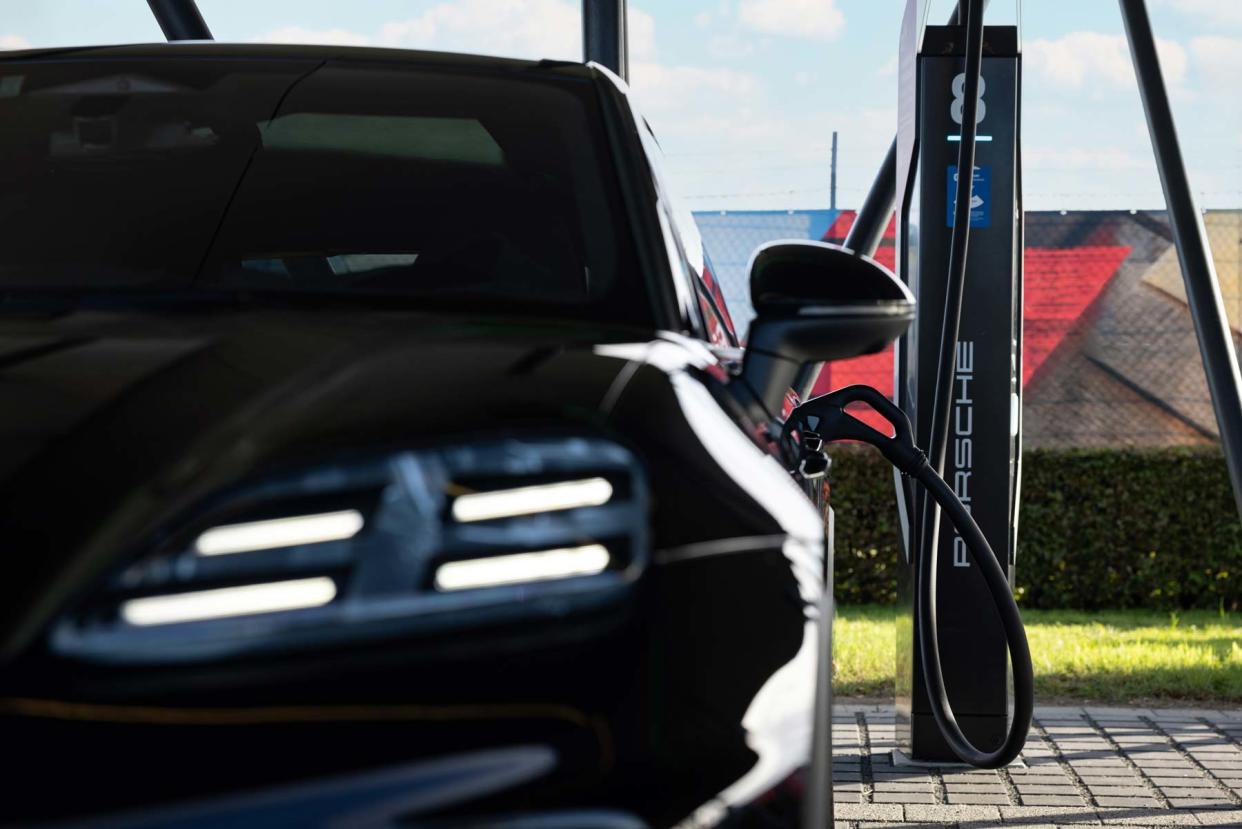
[[895, 22, 1022, 762]]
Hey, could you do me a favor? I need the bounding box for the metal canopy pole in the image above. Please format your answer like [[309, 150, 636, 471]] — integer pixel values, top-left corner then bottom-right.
[[146, 0, 212, 41], [582, 0, 628, 81], [844, 139, 897, 256], [1120, 0, 1242, 522]]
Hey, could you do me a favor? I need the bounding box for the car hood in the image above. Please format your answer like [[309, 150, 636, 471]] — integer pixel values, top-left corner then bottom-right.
[[0, 309, 763, 651]]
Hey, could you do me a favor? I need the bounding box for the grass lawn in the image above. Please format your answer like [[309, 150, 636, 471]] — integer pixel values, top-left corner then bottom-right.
[[834, 605, 1242, 705]]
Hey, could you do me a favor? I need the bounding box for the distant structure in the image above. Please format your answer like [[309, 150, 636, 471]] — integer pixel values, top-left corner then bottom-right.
[[693, 208, 1242, 449]]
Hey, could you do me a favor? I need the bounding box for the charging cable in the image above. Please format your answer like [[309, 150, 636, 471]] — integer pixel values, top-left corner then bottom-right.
[[786, 384, 1033, 768]]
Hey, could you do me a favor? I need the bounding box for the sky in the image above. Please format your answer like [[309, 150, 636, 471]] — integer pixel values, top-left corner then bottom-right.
[[2, 0, 1240, 213]]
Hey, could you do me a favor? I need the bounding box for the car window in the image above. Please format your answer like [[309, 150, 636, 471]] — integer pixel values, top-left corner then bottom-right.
[[635, 119, 738, 346], [0, 57, 653, 328]]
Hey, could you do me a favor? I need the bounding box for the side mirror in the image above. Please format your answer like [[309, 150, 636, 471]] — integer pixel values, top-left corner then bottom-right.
[[740, 240, 914, 415]]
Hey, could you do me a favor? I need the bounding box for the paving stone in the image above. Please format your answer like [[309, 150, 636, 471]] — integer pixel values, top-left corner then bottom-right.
[[1016, 784, 1082, 793], [1068, 760, 1132, 769], [1093, 796, 1162, 808], [1128, 752, 1188, 761], [831, 803, 905, 821], [1082, 787, 1157, 798], [1191, 755, 1242, 765], [873, 791, 936, 804], [1195, 809, 1242, 825], [1023, 796, 1089, 807], [942, 770, 1004, 780], [874, 781, 936, 792], [946, 792, 1012, 805], [902, 804, 1003, 822], [1140, 768, 1208, 779], [1093, 808, 1200, 825], [873, 771, 935, 781], [1076, 778, 1142, 787], [1167, 797, 1233, 808], [1149, 778, 1217, 788], [830, 706, 1242, 825], [1012, 771, 1075, 779], [998, 805, 1102, 824], [1157, 787, 1230, 798]]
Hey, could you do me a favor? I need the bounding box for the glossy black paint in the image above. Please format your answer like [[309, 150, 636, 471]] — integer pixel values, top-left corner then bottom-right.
[[743, 242, 915, 414], [0, 44, 831, 828]]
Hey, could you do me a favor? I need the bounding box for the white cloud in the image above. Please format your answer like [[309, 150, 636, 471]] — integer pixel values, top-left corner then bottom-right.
[[1190, 36, 1242, 93], [627, 8, 657, 61], [258, 26, 371, 47], [628, 62, 760, 115], [1025, 145, 1151, 172], [1156, 0, 1242, 29], [738, 0, 844, 42], [257, 1, 659, 63], [0, 34, 31, 50], [376, 0, 581, 60], [1025, 31, 1186, 93], [651, 103, 896, 210], [254, 2, 760, 160], [706, 33, 755, 59]]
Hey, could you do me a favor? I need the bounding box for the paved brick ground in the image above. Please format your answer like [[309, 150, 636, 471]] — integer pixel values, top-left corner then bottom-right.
[[829, 704, 1242, 828]]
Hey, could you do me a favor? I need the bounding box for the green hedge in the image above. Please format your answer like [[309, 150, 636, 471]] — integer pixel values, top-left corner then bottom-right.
[[829, 446, 1242, 611]]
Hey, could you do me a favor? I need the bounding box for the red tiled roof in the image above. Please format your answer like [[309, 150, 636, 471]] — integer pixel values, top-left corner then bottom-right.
[[1023, 246, 1131, 385]]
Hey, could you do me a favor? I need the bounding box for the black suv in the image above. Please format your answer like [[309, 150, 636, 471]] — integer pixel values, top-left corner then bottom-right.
[[0, 43, 909, 828]]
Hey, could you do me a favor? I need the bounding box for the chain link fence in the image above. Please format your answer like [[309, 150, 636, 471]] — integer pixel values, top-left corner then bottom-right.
[[695, 207, 1242, 449]]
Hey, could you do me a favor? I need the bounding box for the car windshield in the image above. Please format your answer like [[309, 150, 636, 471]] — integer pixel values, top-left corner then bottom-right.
[[0, 54, 652, 326]]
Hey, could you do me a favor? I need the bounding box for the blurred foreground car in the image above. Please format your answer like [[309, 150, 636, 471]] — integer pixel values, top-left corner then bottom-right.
[[0, 43, 909, 828]]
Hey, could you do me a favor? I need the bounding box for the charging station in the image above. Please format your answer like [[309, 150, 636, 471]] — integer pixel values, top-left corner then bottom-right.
[[893, 11, 1023, 762]]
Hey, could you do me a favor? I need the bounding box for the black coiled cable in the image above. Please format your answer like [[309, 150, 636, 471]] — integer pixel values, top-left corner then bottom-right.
[[785, 383, 1033, 768]]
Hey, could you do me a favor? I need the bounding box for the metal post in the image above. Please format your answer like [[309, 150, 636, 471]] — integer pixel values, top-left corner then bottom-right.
[[830, 131, 839, 211], [844, 139, 896, 257], [582, 0, 628, 81], [1120, 0, 1242, 522], [146, 0, 212, 41]]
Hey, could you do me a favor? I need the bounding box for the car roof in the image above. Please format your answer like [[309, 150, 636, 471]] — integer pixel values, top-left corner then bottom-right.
[[0, 41, 596, 79]]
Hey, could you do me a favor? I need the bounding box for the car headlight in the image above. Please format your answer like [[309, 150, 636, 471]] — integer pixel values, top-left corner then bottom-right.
[[50, 435, 649, 665]]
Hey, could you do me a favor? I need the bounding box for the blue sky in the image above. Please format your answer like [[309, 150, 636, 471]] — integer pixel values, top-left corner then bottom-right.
[[3, 0, 1239, 212]]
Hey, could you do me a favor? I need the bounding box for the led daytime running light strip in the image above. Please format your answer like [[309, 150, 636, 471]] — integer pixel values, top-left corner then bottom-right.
[[451, 478, 613, 523], [435, 544, 610, 591]]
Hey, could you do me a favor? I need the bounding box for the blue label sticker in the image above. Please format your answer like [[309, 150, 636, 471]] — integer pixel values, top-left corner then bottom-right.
[[946, 165, 990, 228]]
